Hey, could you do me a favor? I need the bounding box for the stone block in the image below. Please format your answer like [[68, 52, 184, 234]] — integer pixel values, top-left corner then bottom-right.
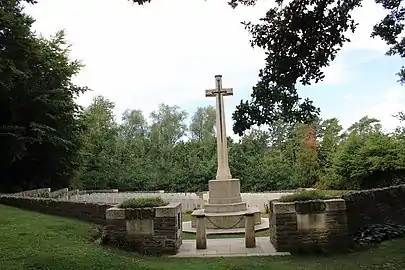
[[125, 208, 155, 220], [272, 201, 295, 214], [126, 219, 154, 235], [106, 207, 125, 220], [155, 202, 181, 217], [208, 179, 242, 204], [204, 201, 247, 213], [296, 213, 326, 230], [245, 213, 256, 248], [295, 201, 326, 214], [325, 199, 346, 211]]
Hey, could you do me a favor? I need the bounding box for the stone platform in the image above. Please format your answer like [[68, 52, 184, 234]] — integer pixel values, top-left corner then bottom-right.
[[182, 217, 269, 234], [170, 237, 290, 257]]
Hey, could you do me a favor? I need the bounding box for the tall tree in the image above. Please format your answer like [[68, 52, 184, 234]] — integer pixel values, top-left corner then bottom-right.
[[393, 111, 405, 137], [117, 109, 151, 191], [0, 0, 87, 192], [120, 109, 148, 140], [73, 96, 118, 189], [148, 104, 188, 189], [317, 118, 344, 169], [346, 116, 382, 135], [149, 104, 188, 146], [189, 105, 216, 141]]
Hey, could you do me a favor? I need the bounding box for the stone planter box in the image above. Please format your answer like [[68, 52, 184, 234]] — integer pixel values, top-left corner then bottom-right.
[[269, 199, 349, 253], [104, 202, 182, 255]]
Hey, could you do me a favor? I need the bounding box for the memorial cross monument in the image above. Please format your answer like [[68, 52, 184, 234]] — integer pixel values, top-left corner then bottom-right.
[[190, 75, 261, 230], [205, 74, 233, 180]]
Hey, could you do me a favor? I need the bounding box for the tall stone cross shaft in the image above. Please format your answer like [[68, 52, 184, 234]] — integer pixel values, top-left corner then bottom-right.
[[205, 75, 233, 180]]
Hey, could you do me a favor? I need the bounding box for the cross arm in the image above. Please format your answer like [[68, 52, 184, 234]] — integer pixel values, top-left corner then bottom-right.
[[205, 88, 234, 97]]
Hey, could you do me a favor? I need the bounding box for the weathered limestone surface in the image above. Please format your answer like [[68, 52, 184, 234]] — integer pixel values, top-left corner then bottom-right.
[[196, 214, 207, 249], [269, 199, 349, 253], [191, 75, 263, 231], [244, 213, 256, 248], [104, 202, 182, 255]]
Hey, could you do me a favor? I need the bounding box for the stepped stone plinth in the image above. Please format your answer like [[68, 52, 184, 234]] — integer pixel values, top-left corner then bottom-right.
[[190, 179, 261, 230]]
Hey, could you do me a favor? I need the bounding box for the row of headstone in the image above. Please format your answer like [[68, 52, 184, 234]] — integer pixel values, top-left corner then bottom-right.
[[10, 188, 51, 198], [3, 188, 120, 200], [49, 188, 69, 200], [68, 191, 295, 212], [5, 187, 295, 212]]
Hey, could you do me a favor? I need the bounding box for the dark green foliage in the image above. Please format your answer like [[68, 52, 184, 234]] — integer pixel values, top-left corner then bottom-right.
[[320, 121, 405, 190], [0, 0, 87, 192], [118, 197, 168, 209], [371, 0, 405, 84], [232, 0, 361, 134], [4, 0, 405, 194], [353, 223, 405, 246], [71, 94, 405, 193]]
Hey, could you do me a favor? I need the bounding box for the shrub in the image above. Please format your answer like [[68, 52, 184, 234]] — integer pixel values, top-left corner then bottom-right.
[[118, 197, 168, 208], [353, 223, 405, 246], [279, 189, 352, 202], [279, 190, 330, 202], [318, 189, 354, 196]]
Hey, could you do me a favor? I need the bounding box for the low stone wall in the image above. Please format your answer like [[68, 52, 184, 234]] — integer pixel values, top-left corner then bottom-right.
[[0, 195, 112, 225], [342, 184, 405, 234], [104, 202, 182, 255], [269, 199, 349, 253]]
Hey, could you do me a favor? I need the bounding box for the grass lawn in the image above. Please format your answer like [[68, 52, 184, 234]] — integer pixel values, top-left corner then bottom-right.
[[1, 205, 405, 270]]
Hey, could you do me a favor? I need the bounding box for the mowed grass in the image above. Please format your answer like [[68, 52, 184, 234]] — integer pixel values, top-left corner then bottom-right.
[[1, 205, 405, 270]]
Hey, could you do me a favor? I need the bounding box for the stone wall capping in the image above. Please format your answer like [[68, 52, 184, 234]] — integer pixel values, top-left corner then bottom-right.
[[155, 202, 181, 217], [325, 198, 346, 211], [106, 207, 125, 220], [271, 201, 295, 214]]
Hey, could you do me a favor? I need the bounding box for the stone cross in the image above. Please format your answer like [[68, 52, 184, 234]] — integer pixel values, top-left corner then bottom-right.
[[205, 75, 233, 180]]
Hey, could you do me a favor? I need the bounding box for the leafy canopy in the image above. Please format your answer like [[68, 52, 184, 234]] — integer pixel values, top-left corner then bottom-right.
[[0, 0, 87, 192], [128, 0, 405, 135]]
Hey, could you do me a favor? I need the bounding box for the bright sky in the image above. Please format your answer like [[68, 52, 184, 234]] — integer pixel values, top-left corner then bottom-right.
[[25, 0, 405, 137]]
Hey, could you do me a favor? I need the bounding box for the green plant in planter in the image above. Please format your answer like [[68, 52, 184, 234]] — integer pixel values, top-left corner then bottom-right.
[[118, 197, 168, 208], [278, 190, 329, 203]]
